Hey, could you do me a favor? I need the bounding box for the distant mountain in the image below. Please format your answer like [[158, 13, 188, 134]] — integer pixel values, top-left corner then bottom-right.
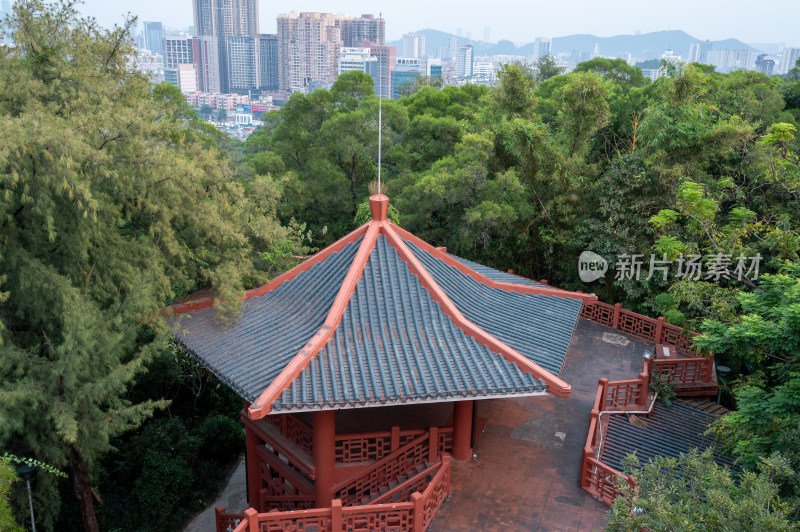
[[388, 29, 759, 61]]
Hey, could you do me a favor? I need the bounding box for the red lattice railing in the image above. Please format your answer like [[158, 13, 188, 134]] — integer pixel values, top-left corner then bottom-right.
[[217, 455, 452, 532], [617, 310, 658, 343], [581, 456, 633, 506], [259, 493, 315, 512], [580, 301, 703, 355], [334, 432, 431, 506], [264, 413, 314, 456], [652, 356, 713, 384]]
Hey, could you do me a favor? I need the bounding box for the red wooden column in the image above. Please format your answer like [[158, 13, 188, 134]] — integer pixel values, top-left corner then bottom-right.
[[244, 419, 262, 509], [452, 400, 474, 461], [312, 410, 336, 508]]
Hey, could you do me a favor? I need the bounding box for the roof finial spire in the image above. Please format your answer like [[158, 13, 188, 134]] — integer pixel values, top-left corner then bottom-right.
[[377, 11, 383, 195]]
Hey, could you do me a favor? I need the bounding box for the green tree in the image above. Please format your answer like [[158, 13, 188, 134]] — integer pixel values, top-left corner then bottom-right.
[[0, 2, 294, 530], [0, 459, 23, 532], [607, 449, 795, 531]]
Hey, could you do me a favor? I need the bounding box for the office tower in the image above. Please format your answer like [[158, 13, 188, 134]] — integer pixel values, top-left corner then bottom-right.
[[402, 33, 426, 58], [366, 45, 396, 99], [338, 47, 373, 75], [455, 44, 473, 78], [192, 0, 259, 93], [258, 34, 279, 91], [142, 21, 164, 57], [780, 47, 800, 74], [533, 37, 552, 59], [755, 54, 775, 75], [164, 34, 199, 68]]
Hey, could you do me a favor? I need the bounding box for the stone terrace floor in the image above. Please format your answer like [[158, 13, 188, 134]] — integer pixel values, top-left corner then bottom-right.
[[427, 318, 654, 532]]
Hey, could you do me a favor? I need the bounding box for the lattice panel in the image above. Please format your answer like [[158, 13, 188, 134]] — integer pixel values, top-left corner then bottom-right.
[[422, 468, 450, 527], [261, 493, 315, 512], [605, 381, 643, 409], [343, 509, 413, 532], [437, 429, 453, 455], [654, 360, 707, 384], [617, 311, 657, 342], [581, 302, 615, 327], [335, 435, 392, 463], [259, 515, 331, 532], [583, 459, 628, 507], [264, 414, 314, 455], [660, 324, 697, 354]]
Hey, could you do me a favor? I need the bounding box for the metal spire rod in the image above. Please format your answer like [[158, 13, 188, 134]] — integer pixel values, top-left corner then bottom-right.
[[377, 12, 382, 194]]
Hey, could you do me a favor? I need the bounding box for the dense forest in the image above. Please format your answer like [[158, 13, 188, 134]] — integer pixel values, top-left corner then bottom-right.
[[1, 1, 800, 531]]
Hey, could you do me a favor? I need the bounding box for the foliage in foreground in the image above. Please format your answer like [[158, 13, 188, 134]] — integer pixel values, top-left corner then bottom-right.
[[606, 449, 796, 531], [0, 1, 296, 531]]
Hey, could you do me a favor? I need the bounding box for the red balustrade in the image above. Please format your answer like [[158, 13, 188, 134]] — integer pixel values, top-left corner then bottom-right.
[[333, 432, 432, 506], [581, 301, 703, 356], [581, 456, 633, 506], [216, 454, 452, 532]]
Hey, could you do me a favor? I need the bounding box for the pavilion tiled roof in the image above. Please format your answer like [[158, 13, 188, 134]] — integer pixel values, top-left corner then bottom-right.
[[170, 195, 596, 418]]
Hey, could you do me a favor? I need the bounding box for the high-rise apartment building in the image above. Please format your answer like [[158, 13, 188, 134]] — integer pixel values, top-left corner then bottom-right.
[[277, 12, 385, 94], [688, 40, 713, 63], [780, 47, 800, 74], [196, 36, 221, 92], [455, 44, 473, 78], [532, 37, 552, 59], [226, 34, 280, 93], [402, 33, 426, 58], [192, 0, 259, 93], [258, 34, 279, 91], [342, 14, 385, 48], [366, 45, 396, 99], [142, 21, 164, 57], [755, 54, 776, 75], [707, 49, 757, 73]]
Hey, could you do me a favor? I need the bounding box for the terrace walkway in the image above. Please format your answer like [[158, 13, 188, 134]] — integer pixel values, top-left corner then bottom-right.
[[428, 318, 652, 532]]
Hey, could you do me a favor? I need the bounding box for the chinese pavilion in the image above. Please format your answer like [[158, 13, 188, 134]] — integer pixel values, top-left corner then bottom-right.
[[170, 195, 595, 528]]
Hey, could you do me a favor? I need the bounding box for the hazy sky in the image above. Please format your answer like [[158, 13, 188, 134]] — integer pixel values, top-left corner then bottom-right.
[[77, 0, 800, 46]]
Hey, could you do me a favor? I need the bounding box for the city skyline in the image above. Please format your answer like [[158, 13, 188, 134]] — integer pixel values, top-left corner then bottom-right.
[[76, 0, 800, 47]]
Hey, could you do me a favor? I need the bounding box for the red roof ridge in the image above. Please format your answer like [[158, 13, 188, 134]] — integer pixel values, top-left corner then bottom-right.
[[169, 223, 371, 315], [248, 220, 381, 419], [391, 224, 596, 302], [382, 223, 571, 398]]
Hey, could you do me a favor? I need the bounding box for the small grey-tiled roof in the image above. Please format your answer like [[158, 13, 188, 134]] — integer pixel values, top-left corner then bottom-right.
[[272, 237, 546, 411], [171, 238, 363, 402], [171, 197, 590, 415], [601, 400, 736, 471]]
